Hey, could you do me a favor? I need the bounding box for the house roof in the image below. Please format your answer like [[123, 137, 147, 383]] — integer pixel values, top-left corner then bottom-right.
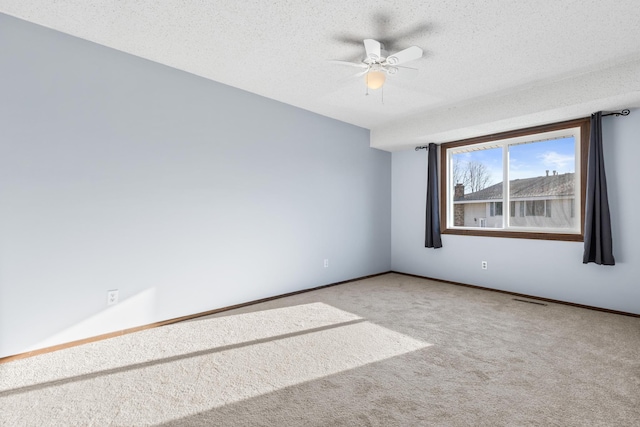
[[1, 3, 639, 151], [456, 173, 574, 202]]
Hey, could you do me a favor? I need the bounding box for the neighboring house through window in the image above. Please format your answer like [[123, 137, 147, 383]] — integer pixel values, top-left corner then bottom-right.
[[440, 118, 589, 241]]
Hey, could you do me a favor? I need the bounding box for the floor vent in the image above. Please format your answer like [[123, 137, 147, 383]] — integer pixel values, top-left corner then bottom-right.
[[513, 298, 548, 306]]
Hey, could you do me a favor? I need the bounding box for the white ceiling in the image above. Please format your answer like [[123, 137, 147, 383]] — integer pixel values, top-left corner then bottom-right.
[[2, 1, 640, 151]]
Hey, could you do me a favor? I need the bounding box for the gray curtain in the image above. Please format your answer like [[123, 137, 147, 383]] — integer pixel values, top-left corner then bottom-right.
[[425, 143, 442, 248], [583, 112, 615, 265]]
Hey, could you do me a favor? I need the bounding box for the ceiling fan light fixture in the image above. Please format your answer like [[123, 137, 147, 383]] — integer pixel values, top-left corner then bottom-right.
[[365, 70, 386, 90], [330, 38, 422, 93]]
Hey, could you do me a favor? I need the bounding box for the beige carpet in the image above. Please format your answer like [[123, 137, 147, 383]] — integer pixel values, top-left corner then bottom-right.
[[1, 273, 639, 426]]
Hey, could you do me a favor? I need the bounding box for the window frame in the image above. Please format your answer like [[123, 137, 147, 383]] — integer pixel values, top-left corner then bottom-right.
[[439, 117, 590, 242]]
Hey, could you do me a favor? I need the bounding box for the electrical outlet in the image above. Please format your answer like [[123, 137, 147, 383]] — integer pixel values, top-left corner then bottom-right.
[[324, 259, 329, 268], [481, 261, 488, 270], [107, 289, 119, 306]]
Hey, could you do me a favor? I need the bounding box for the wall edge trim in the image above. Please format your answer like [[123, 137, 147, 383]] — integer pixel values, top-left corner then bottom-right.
[[0, 271, 390, 364], [391, 270, 639, 317]]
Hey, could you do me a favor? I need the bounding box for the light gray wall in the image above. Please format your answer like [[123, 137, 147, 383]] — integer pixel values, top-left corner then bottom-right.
[[392, 110, 640, 314], [0, 14, 391, 358]]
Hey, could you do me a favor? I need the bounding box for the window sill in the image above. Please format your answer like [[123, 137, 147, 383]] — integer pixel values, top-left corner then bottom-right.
[[442, 228, 584, 242]]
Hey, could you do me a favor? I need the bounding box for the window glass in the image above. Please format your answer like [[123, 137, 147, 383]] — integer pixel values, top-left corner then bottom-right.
[[441, 118, 588, 241], [509, 138, 575, 230], [451, 147, 502, 228]]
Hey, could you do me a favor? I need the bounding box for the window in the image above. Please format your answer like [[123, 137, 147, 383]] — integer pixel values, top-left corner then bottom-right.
[[523, 200, 553, 217], [490, 202, 502, 217], [440, 118, 589, 241], [525, 200, 545, 216]]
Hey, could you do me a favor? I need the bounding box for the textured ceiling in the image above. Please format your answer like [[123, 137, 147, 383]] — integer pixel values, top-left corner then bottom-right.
[[1, 1, 640, 151]]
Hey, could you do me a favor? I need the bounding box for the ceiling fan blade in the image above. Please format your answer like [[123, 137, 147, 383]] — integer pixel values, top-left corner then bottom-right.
[[328, 60, 367, 68], [386, 46, 423, 65], [379, 65, 419, 81], [337, 69, 370, 84], [363, 39, 381, 60]]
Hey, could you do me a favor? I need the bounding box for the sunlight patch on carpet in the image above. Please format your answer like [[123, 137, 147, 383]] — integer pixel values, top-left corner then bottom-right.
[[0, 303, 431, 426]]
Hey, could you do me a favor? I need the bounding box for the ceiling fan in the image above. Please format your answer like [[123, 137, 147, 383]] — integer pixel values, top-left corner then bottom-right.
[[330, 39, 423, 91]]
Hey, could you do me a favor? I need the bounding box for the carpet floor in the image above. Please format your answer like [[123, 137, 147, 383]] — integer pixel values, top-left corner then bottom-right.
[[1, 273, 639, 426]]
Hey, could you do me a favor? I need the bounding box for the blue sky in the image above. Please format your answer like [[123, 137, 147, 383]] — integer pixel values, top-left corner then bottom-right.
[[453, 137, 575, 185]]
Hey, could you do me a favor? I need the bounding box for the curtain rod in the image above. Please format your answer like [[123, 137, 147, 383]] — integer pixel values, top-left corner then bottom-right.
[[415, 109, 630, 151], [602, 109, 630, 117]]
